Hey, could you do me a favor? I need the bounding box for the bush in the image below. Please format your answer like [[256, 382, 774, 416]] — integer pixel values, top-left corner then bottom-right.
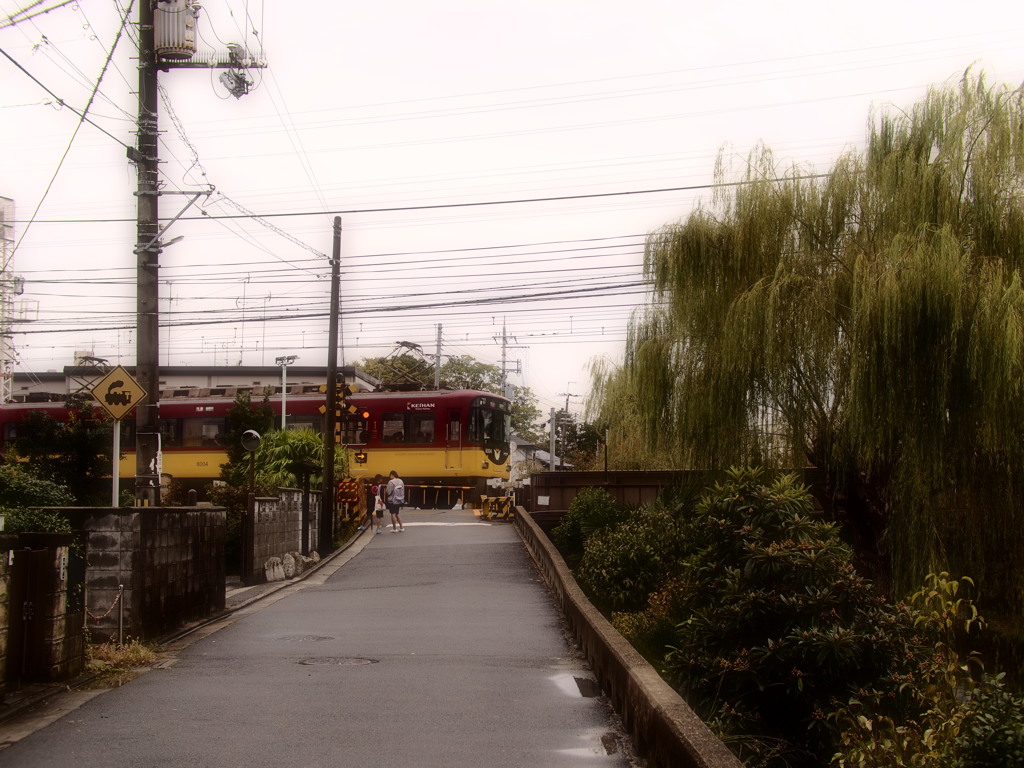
[[832, 574, 1024, 768], [659, 468, 925, 768], [3, 506, 74, 536], [0, 464, 75, 509], [550, 486, 628, 558], [576, 505, 682, 612]]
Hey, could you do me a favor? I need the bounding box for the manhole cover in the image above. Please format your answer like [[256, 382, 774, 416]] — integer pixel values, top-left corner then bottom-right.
[[278, 635, 334, 643], [298, 657, 378, 666]]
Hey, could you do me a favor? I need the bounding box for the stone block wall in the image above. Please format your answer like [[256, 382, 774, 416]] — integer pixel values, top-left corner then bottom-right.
[[60, 507, 226, 643], [246, 488, 322, 584]]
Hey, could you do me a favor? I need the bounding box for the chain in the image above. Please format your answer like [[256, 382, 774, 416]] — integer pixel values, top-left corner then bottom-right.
[[86, 584, 123, 622]]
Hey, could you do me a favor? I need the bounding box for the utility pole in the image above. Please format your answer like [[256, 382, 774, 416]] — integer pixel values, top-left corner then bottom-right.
[[433, 323, 442, 390], [494, 319, 523, 399], [132, 2, 264, 505], [548, 407, 557, 471], [133, 0, 160, 505], [321, 217, 342, 553]]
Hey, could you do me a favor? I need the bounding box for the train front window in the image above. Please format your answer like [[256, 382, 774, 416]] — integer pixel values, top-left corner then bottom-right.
[[468, 404, 510, 448]]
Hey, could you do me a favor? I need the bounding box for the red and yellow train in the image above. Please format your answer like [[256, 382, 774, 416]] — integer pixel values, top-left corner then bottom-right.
[[0, 387, 512, 507]]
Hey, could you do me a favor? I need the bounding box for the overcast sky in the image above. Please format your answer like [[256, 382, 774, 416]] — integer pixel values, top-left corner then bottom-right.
[[1, 0, 1022, 417]]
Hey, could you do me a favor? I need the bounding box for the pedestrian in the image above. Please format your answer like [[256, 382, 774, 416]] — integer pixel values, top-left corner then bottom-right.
[[386, 469, 405, 532], [369, 474, 387, 534]]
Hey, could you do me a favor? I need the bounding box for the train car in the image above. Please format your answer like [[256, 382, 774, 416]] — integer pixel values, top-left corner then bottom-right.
[[0, 387, 512, 507], [340, 389, 512, 508]]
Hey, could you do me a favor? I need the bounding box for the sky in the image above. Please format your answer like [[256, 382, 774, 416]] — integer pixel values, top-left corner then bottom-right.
[[1, 0, 1023, 420]]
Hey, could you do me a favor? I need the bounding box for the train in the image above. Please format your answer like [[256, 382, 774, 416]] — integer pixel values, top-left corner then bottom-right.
[[0, 386, 513, 508]]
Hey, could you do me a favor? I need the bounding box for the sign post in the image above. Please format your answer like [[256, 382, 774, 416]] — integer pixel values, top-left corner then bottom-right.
[[90, 366, 148, 507]]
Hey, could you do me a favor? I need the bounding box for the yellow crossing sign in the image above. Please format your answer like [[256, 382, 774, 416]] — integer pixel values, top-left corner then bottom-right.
[[91, 365, 148, 421]]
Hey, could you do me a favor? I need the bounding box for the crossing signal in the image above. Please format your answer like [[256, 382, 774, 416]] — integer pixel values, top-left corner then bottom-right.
[[318, 383, 360, 418]]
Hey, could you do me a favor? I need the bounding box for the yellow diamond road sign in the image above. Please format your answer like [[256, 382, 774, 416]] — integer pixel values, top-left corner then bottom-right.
[[91, 366, 147, 421]]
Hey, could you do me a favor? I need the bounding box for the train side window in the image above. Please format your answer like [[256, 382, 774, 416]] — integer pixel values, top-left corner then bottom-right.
[[182, 417, 226, 446], [2, 422, 16, 444], [158, 418, 180, 447], [382, 413, 406, 443], [407, 413, 434, 443]]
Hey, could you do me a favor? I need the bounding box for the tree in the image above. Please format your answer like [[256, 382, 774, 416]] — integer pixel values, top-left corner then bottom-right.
[[592, 72, 1024, 620], [11, 392, 114, 504], [357, 352, 433, 390], [255, 428, 343, 489], [219, 388, 275, 484], [554, 410, 603, 470]]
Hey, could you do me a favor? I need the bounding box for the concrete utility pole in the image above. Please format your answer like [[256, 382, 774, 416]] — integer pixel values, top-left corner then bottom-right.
[[321, 217, 342, 552], [132, 1, 264, 505], [494, 319, 524, 399], [133, 0, 160, 504]]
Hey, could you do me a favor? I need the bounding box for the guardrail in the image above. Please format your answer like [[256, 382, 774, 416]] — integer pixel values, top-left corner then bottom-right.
[[513, 506, 742, 768]]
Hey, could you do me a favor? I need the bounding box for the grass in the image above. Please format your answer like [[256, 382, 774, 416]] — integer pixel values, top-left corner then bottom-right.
[[85, 638, 159, 687]]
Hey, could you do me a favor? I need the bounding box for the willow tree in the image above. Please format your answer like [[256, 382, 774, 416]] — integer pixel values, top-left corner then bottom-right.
[[596, 72, 1024, 619]]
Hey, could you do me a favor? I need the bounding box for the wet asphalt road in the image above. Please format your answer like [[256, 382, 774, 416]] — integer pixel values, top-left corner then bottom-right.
[[0, 508, 635, 768]]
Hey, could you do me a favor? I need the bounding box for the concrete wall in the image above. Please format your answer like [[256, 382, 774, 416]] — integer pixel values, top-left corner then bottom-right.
[[59, 507, 226, 643], [244, 488, 322, 585], [514, 507, 742, 768]]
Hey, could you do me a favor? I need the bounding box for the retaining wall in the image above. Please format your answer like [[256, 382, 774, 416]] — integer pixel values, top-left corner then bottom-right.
[[514, 507, 742, 768], [57, 507, 226, 643]]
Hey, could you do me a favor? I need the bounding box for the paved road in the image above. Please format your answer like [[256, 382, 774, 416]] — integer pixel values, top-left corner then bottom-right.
[[0, 508, 636, 767]]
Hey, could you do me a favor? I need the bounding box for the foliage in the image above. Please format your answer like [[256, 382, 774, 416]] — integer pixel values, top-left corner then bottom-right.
[[587, 357, 681, 470], [358, 352, 433, 389], [0, 463, 75, 510], [87, 637, 158, 688], [650, 469, 925, 767], [576, 504, 683, 612], [832, 574, 1024, 768], [550, 486, 628, 558], [553, 409, 604, 470], [219, 388, 275, 483], [255, 428, 343, 489], [9, 392, 114, 504], [590, 72, 1024, 616], [3, 506, 74, 536]]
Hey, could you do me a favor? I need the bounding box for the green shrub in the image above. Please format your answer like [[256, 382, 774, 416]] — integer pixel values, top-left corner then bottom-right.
[[832, 574, 1024, 768], [4, 506, 74, 536], [661, 468, 924, 768], [550, 486, 628, 557], [576, 505, 682, 612], [0, 464, 75, 509]]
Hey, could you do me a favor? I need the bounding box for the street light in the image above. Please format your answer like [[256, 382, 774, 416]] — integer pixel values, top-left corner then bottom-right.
[[275, 355, 298, 430]]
